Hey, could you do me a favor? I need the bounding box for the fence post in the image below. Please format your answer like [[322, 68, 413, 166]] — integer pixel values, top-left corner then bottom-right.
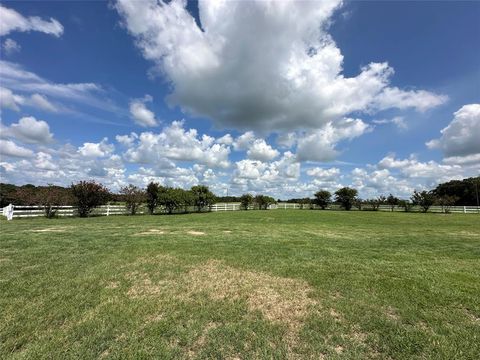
[[6, 204, 14, 221], [106, 204, 110, 216], [464, 206, 466, 214]]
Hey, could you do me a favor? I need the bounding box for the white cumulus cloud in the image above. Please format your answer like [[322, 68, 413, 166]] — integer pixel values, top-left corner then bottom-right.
[[129, 95, 159, 127]]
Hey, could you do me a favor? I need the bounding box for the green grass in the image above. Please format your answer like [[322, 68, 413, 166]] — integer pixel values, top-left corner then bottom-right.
[[0, 210, 479, 359]]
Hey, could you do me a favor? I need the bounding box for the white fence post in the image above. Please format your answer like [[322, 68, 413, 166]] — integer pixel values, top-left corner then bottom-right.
[[106, 204, 110, 216], [6, 204, 14, 221], [464, 206, 466, 214]]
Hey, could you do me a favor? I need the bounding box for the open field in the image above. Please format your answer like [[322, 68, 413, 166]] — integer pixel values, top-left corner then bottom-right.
[[1, 211, 479, 359]]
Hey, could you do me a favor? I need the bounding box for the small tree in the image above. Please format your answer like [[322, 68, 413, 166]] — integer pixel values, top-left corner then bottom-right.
[[411, 190, 435, 213], [314, 190, 331, 210], [146, 182, 160, 215], [334, 187, 358, 211], [15, 184, 72, 218], [71, 181, 110, 217], [398, 199, 413, 212], [354, 198, 364, 211], [386, 194, 400, 212], [435, 195, 458, 214], [190, 185, 216, 212], [255, 195, 276, 210], [120, 184, 145, 215], [299, 197, 312, 210], [240, 193, 254, 210]]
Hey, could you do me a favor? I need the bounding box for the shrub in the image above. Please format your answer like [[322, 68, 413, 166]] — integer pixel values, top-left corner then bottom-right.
[[398, 200, 413, 212], [435, 195, 458, 214], [71, 181, 110, 217], [386, 194, 400, 212]]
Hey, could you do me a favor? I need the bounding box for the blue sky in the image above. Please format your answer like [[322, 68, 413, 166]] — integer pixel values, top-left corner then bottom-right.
[[0, 0, 479, 199]]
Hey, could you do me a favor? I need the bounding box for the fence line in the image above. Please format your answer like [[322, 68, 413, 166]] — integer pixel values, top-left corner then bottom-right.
[[1, 203, 479, 220]]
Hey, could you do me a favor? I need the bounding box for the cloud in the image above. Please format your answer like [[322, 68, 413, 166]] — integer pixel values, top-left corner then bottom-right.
[[115, 0, 446, 133], [0, 4, 64, 37], [426, 104, 480, 160], [78, 138, 115, 158], [129, 95, 159, 127], [0, 139, 34, 158], [29, 93, 58, 112], [1, 116, 54, 144], [247, 139, 279, 162], [0, 61, 119, 114], [121, 120, 231, 168], [2, 38, 21, 55], [296, 118, 370, 161], [0, 86, 24, 111], [372, 116, 407, 130]]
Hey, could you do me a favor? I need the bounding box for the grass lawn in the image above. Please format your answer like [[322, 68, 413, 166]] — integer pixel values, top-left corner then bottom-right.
[[0, 210, 479, 359]]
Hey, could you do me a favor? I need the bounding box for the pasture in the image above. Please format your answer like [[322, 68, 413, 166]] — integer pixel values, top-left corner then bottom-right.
[[0, 211, 479, 359]]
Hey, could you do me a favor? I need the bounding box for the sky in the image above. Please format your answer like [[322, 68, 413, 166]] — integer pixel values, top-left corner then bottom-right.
[[0, 0, 479, 199]]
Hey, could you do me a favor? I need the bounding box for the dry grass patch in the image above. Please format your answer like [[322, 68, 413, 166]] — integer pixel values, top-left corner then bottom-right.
[[134, 229, 167, 236], [187, 231, 206, 236], [28, 226, 72, 233]]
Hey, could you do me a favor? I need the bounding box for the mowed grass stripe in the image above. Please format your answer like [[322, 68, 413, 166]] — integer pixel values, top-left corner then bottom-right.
[[0, 210, 479, 359]]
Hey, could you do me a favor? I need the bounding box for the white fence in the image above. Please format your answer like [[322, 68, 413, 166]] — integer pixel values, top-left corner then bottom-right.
[[1, 203, 479, 220]]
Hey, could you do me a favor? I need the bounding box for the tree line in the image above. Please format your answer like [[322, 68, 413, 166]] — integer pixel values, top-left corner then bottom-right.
[[0, 176, 478, 217]]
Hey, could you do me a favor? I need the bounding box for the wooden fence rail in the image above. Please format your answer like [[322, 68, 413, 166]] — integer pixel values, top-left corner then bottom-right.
[[1, 203, 479, 220]]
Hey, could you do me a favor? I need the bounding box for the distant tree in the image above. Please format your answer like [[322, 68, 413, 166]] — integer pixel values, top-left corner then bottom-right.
[[120, 184, 145, 215], [354, 198, 364, 211], [0, 183, 18, 207], [190, 185, 216, 212], [254, 195, 276, 210], [314, 190, 331, 210], [398, 199, 413, 212], [435, 195, 459, 214], [71, 181, 110, 217], [180, 188, 194, 213], [386, 194, 400, 211], [15, 184, 72, 218], [145, 182, 160, 214], [298, 197, 312, 210], [411, 190, 435, 213], [240, 193, 254, 210], [432, 176, 480, 206], [364, 196, 385, 211], [159, 187, 181, 214], [334, 187, 358, 210]]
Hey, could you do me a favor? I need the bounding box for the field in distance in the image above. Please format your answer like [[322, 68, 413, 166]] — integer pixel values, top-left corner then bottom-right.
[[1, 210, 479, 359]]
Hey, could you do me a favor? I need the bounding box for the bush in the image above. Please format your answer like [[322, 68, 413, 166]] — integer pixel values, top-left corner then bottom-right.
[[71, 181, 110, 217], [120, 184, 145, 215]]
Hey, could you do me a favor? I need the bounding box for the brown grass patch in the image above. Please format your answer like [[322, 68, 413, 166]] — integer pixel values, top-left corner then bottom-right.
[[125, 258, 318, 355], [29, 226, 72, 233], [106, 281, 119, 289], [187, 231, 206, 236], [134, 229, 166, 236], [385, 307, 400, 321]]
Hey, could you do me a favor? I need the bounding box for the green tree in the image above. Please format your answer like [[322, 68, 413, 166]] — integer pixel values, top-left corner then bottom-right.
[[435, 195, 459, 214], [120, 184, 145, 215], [411, 190, 435, 213], [398, 199, 413, 212], [386, 194, 400, 211], [240, 193, 254, 210], [334, 187, 358, 210], [71, 181, 110, 217], [190, 185, 216, 212], [145, 182, 160, 215], [314, 190, 331, 210], [254, 195, 276, 210]]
